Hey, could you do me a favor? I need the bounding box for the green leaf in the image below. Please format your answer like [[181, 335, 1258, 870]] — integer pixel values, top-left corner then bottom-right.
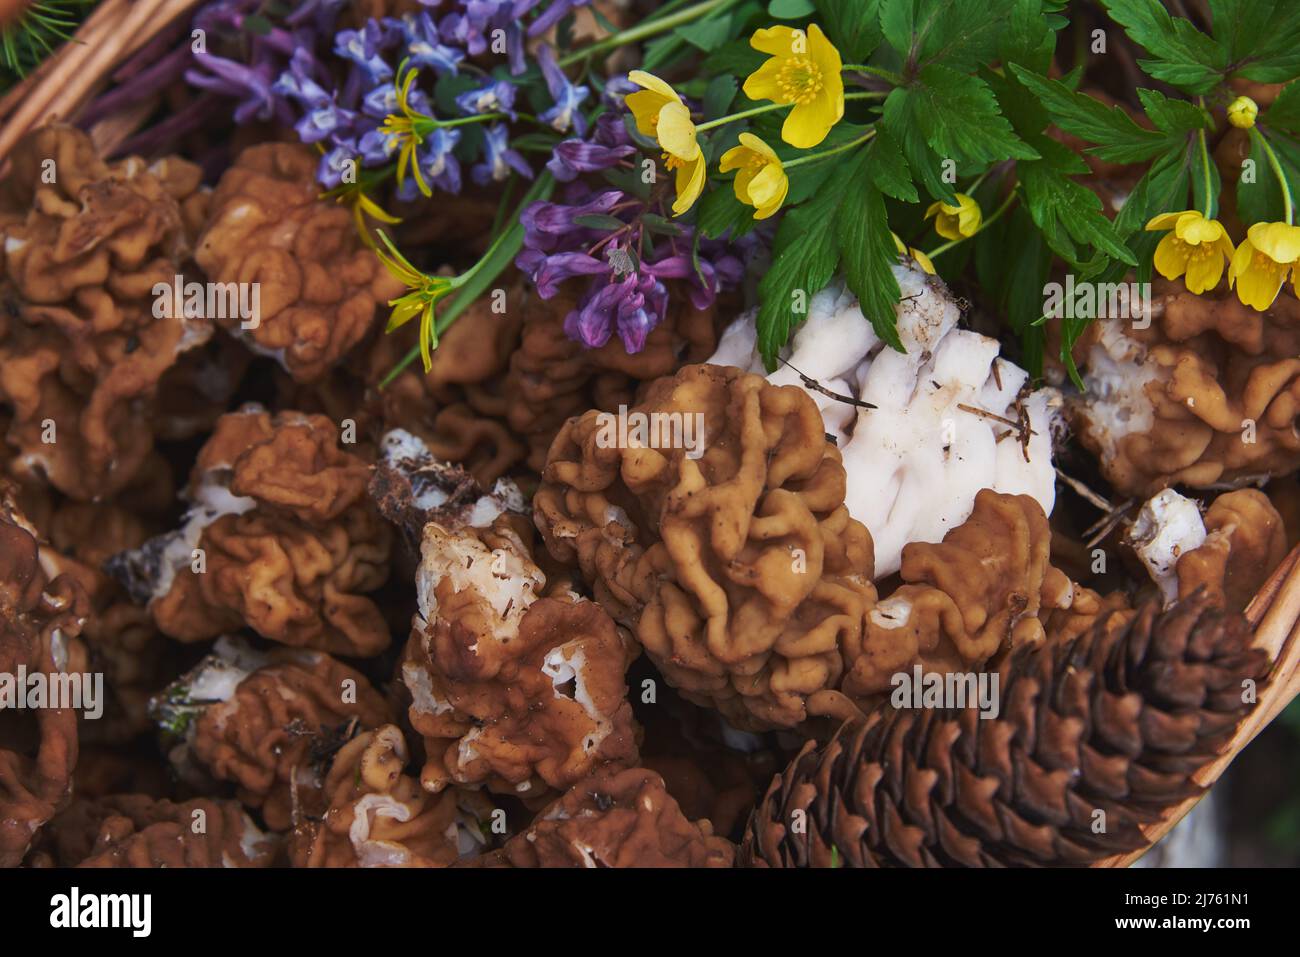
[[1265, 80, 1300, 135], [756, 180, 844, 364], [702, 75, 738, 120], [813, 0, 883, 60], [573, 213, 629, 231], [696, 184, 759, 240], [1213, 0, 1300, 82], [769, 0, 817, 17], [837, 150, 904, 349], [1113, 143, 1192, 239], [1008, 67, 1173, 163], [675, 12, 736, 53], [880, 0, 1019, 74], [863, 128, 918, 202], [1098, 0, 1225, 93], [1134, 88, 1209, 136], [884, 65, 1038, 170], [1019, 161, 1137, 268]]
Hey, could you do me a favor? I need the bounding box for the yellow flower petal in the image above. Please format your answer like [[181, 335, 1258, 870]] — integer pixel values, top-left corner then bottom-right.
[[1184, 247, 1226, 294], [746, 163, 788, 219], [627, 70, 678, 100], [1174, 213, 1224, 245], [672, 154, 707, 216], [1152, 233, 1191, 281], [737, 131, 779, 162], [656, 101, 699, 160], [1145, 210, 1192, 231], [740, 56, 787, 104], [781, 93, 840, 149], [749, 25, 804, 57], [911, 247, 936, 274], [1248, 221, 1300, 264]]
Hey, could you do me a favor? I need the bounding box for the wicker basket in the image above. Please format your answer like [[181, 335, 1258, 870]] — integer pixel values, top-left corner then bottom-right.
[[3, 0, 1300, 869], [1093, 544, 1300, 866], [0, 0, 201, 162]]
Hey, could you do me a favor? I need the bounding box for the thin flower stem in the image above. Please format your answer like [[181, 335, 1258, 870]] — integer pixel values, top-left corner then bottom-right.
[[1196, 98, 1216, 219], [1250, 126, 1294, 225], [695, 92, 884, 132], [784, 128, 877, 169], [842, 64, 904, 85], [696, 101, 789, 130], [557, 0, 740, 68], [924, 188, 1018, 259]]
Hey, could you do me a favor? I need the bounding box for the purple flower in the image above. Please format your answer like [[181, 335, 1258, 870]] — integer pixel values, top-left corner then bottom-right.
[[362, 83, 398, 118], [358, 127, 398, 166], [536, 43, 588, 135], [514, 0, 592, 38], [563, 270, 668, 353], [521, 189, 622, 251], [472, 124, 533, 185], [442, 1, 525, 74], [546, 112, 634, 181], [318, 142, 358, 189], [335, 24, 393, 84], [455, 79, 517, 119], [396, 128, 464, 199], [396, 12, 463, 74]]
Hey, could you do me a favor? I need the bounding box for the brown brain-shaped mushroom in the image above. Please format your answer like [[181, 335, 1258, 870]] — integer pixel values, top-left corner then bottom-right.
[[0, 125, 213, 501], [841, 489, 1110, 703], [108, 406, 392, 656], [194, 142, 404, 383], [291, 724, 495, 867], [0, 483, 90, 866], [465, 767, 735, 868], [535, 363, 877, 731], [505, 289, 722, 472], [154, 637, 394, 832], [1173, 489, 1287, 612], [1070, 279, 1300, 496], [31, 795, 277, 867], [403, 513, 639, 799]]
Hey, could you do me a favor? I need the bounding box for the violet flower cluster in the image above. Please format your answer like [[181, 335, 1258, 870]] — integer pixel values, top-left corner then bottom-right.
[[517, 103, 746, 354]]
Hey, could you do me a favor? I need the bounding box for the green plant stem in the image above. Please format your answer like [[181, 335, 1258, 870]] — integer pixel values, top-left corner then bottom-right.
[[695, 92, 885, 132], [784, 128, 877, 169], [1250, 126, 1294, 225], [924, 188, 1018, 259], [842, 64, 904, 85], [557, 0, 740, 68], [1195, 98, 1216, 219], [379, 172, 557, 388]]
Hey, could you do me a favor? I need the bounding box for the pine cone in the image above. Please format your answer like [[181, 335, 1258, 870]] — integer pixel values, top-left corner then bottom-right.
[[741, 592, 1269, 867]]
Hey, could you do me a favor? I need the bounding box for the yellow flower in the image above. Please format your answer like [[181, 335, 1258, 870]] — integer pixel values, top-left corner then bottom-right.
[[1227, 95, 1259, 130], [374, 230, 459, 371], [742, 24, 844, 149], [323, 181, 401, 248], [1228, 221, 1300, 311], [719, 133, 788, 220], [925, 193, 982, 241], [1145, 210, 1235, 294], [626, 70, 706, 216], [892, 232, 935, 275], [379, 66, 434, 197]]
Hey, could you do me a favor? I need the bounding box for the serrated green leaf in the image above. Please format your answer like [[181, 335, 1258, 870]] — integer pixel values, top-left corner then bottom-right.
[[1019, 161, 1137, 268], [880, 0, 1019, 74], [756, 184, 844, 364], [1264, 81, 1300, 135], [696, 183, 760, 240], [1113, 143, 1191, 238], [884, 65, 1038, 171], [702, 74, 738, 120], [675, 12, 736, 53], [1134, 88, 1209, 135], [1213, 0, 1300, 82], [863, 128, 917, 202], [836, 151, 904, 349], [813, 0, 883, 60], [1099, 0, 1225, 93], [1008, 66, 1172, 163]]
